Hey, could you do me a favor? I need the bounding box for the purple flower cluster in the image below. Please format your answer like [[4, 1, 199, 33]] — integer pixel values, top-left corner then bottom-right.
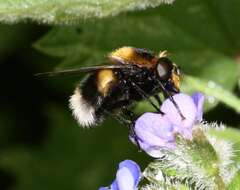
[[99, 92, 205, 189], [131, 92, 204, 157], [99, 160, 141, 190]]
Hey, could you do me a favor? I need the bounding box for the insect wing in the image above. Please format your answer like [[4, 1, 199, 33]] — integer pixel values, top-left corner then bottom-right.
[[35, 64, 132, 77]]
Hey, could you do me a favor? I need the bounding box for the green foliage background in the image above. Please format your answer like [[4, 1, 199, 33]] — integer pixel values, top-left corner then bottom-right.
[[0, 0, 239, 189]]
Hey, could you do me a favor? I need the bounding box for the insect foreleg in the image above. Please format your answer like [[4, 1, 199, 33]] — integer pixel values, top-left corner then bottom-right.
[[129, 80, 164, 114]]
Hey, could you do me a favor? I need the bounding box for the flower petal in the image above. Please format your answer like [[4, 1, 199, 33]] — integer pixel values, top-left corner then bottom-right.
[[117, 160, 141, 188], [174, 125, 193, 139], [161, 93, 197, 129], [134, 113, 174, 142], [191, 92, 205, 122], [110, 180, 119, 190], [100, 160, 141, 190], [132, 112, 175, 157], [116, 167, 135, 190], [144, 143, 176, 158]]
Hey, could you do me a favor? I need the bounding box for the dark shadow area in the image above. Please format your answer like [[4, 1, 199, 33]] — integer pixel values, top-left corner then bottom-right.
[[0, 169, 16, 190]]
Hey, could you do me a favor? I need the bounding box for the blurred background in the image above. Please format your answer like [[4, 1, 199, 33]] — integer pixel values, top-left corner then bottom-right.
[[0, 0, 240, 189]]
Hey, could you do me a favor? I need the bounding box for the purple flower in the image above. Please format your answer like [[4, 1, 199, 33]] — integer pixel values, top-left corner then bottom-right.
[[191, 92, 205, 122], [131, 92, 204, 158], [131, 112, 176, 157], [99, 160, 141, 190]]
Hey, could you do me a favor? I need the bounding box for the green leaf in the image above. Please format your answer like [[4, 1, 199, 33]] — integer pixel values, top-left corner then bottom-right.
[[182, 75, 240, 113], [209, 127, 240, 144], [35, 0, 239, 112], [228, 172, 240, 190], [0, 0, 174, 25]]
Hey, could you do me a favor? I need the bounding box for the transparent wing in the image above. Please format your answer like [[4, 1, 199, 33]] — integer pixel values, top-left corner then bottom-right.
[[35, 64, 132, 77]]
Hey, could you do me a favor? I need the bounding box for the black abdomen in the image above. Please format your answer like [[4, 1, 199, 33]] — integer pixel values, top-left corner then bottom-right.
[[74, 68, 159, 126]]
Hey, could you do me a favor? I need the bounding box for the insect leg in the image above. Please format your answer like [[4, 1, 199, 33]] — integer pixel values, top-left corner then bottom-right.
[[129, 123, 141, 151], [103, 108, 141, 150], [130, 81, 164, 114], [122, 107, 141, 151], [122, 107, 136, 120], [102, 109, 131, 126], [156, 80, 185, 120]]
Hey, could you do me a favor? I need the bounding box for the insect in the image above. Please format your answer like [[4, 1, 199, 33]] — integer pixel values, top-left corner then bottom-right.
[[36, 47, 184, 136]]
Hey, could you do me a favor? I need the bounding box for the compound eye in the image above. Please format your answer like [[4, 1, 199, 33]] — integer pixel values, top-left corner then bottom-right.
[[157, 63, 168, 80]]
